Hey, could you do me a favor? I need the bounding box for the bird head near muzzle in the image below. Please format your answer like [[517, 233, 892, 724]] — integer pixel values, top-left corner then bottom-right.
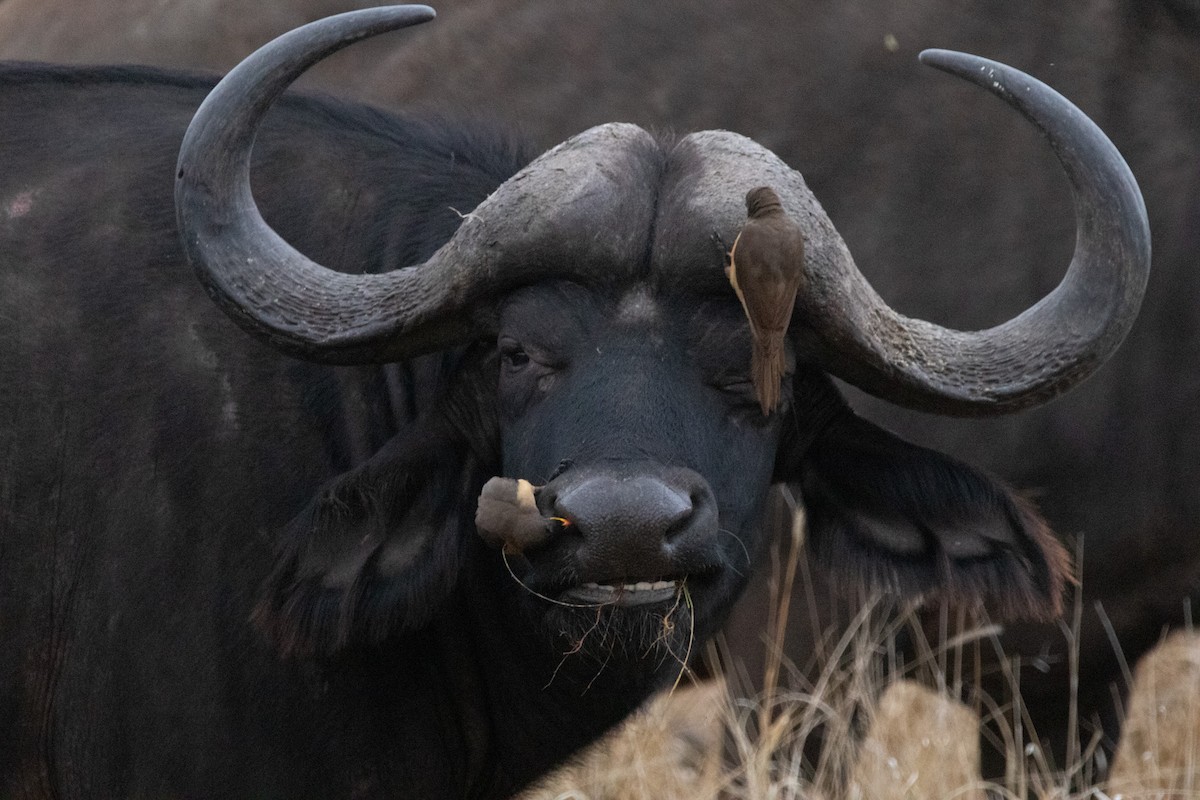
[[176, 7, 1148, 661]]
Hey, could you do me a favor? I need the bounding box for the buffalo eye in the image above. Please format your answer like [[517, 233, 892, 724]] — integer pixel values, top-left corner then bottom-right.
[[497, 335, 560, 415], [711, 372, 793, 417], [713, 377, 758, 405], [717, 378, 755, 395], [499, 338, 531, 370]]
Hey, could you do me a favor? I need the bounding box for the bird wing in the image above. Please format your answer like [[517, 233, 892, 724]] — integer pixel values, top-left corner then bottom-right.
[[728, 226, 805, 338]]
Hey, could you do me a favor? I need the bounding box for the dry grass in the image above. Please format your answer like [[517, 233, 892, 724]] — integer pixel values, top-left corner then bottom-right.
[[521, 507, 1199, 800], [522, 616, 1200, 800]]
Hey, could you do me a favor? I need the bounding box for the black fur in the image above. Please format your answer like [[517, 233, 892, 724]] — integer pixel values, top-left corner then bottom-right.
[[797, 412, 1070, 620]]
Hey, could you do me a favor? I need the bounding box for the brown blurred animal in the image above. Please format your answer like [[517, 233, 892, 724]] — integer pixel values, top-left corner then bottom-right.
[[1108, 631, 1200, 797], [851, 681, 984, 800], [518, 681, 725, 800]]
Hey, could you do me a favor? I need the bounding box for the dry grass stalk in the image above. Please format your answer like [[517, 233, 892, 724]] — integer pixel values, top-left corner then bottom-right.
[[523, 600, 1199, 800], [520, 499, 1198, 800], [1107, 630, 1200, 800]]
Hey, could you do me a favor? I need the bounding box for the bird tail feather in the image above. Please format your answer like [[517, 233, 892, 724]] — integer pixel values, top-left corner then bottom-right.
[[752, 338, 785, 415]]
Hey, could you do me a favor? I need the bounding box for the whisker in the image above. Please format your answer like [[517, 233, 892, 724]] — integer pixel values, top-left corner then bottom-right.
[[718, 527, 751, 573]]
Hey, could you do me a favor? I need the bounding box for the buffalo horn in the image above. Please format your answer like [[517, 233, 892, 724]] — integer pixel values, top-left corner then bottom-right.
[[800, 50, 1151, 414], [175, 7, 657, 364]]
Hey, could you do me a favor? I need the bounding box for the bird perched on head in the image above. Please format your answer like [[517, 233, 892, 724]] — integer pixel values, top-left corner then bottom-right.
[[726, 185, 806, 414]]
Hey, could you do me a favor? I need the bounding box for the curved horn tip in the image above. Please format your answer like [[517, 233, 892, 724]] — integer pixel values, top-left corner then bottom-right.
[[917, 48, 996, 77], [918, 47, 962, 65], [916, 49, 1041, 101], [280, 4, 438, 47], [365, 4, 437, 21], [399, 4, 436, 22], [812, 46, 1150, 416], [305, 4, 437, 34], [346, 4, 436, 29]]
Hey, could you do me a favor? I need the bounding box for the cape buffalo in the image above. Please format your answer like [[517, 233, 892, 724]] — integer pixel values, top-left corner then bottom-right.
[[341, 0, 1194, 761], [0, 6, 1148, 797], [2, 0, 1194, 763]]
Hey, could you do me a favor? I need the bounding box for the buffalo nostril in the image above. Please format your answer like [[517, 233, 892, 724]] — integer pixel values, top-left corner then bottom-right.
[[555, 475, 694, 543], [662, 496, 695, 541], [547, 459, 573, 482]]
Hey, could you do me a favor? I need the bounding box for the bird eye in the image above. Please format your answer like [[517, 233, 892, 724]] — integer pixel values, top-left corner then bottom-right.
[[503, 349, 530, 368]]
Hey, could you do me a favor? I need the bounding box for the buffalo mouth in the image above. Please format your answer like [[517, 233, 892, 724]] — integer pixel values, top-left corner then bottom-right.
[[561, 578, 683, 606]]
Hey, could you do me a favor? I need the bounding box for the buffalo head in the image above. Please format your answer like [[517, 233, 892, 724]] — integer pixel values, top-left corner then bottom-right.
[[174, 7, 1148, 669]]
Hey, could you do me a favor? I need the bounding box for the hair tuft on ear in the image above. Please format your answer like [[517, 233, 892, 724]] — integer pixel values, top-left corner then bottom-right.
[[797, 411, 1073, 622], [253, 432, 484, 659]]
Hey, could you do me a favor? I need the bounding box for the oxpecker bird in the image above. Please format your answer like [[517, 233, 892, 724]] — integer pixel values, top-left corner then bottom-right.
[[475, 476, 558, 553], [726, 186, 806, 414]]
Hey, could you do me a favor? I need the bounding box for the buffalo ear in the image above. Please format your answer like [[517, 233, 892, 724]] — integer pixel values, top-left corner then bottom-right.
[[786, 411, 1072, 621], [253, 427, 485, 659]]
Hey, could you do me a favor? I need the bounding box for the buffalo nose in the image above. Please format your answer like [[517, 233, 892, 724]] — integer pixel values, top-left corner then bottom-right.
[[544, 466, 718, 575], [557, 476, 692, 540]]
